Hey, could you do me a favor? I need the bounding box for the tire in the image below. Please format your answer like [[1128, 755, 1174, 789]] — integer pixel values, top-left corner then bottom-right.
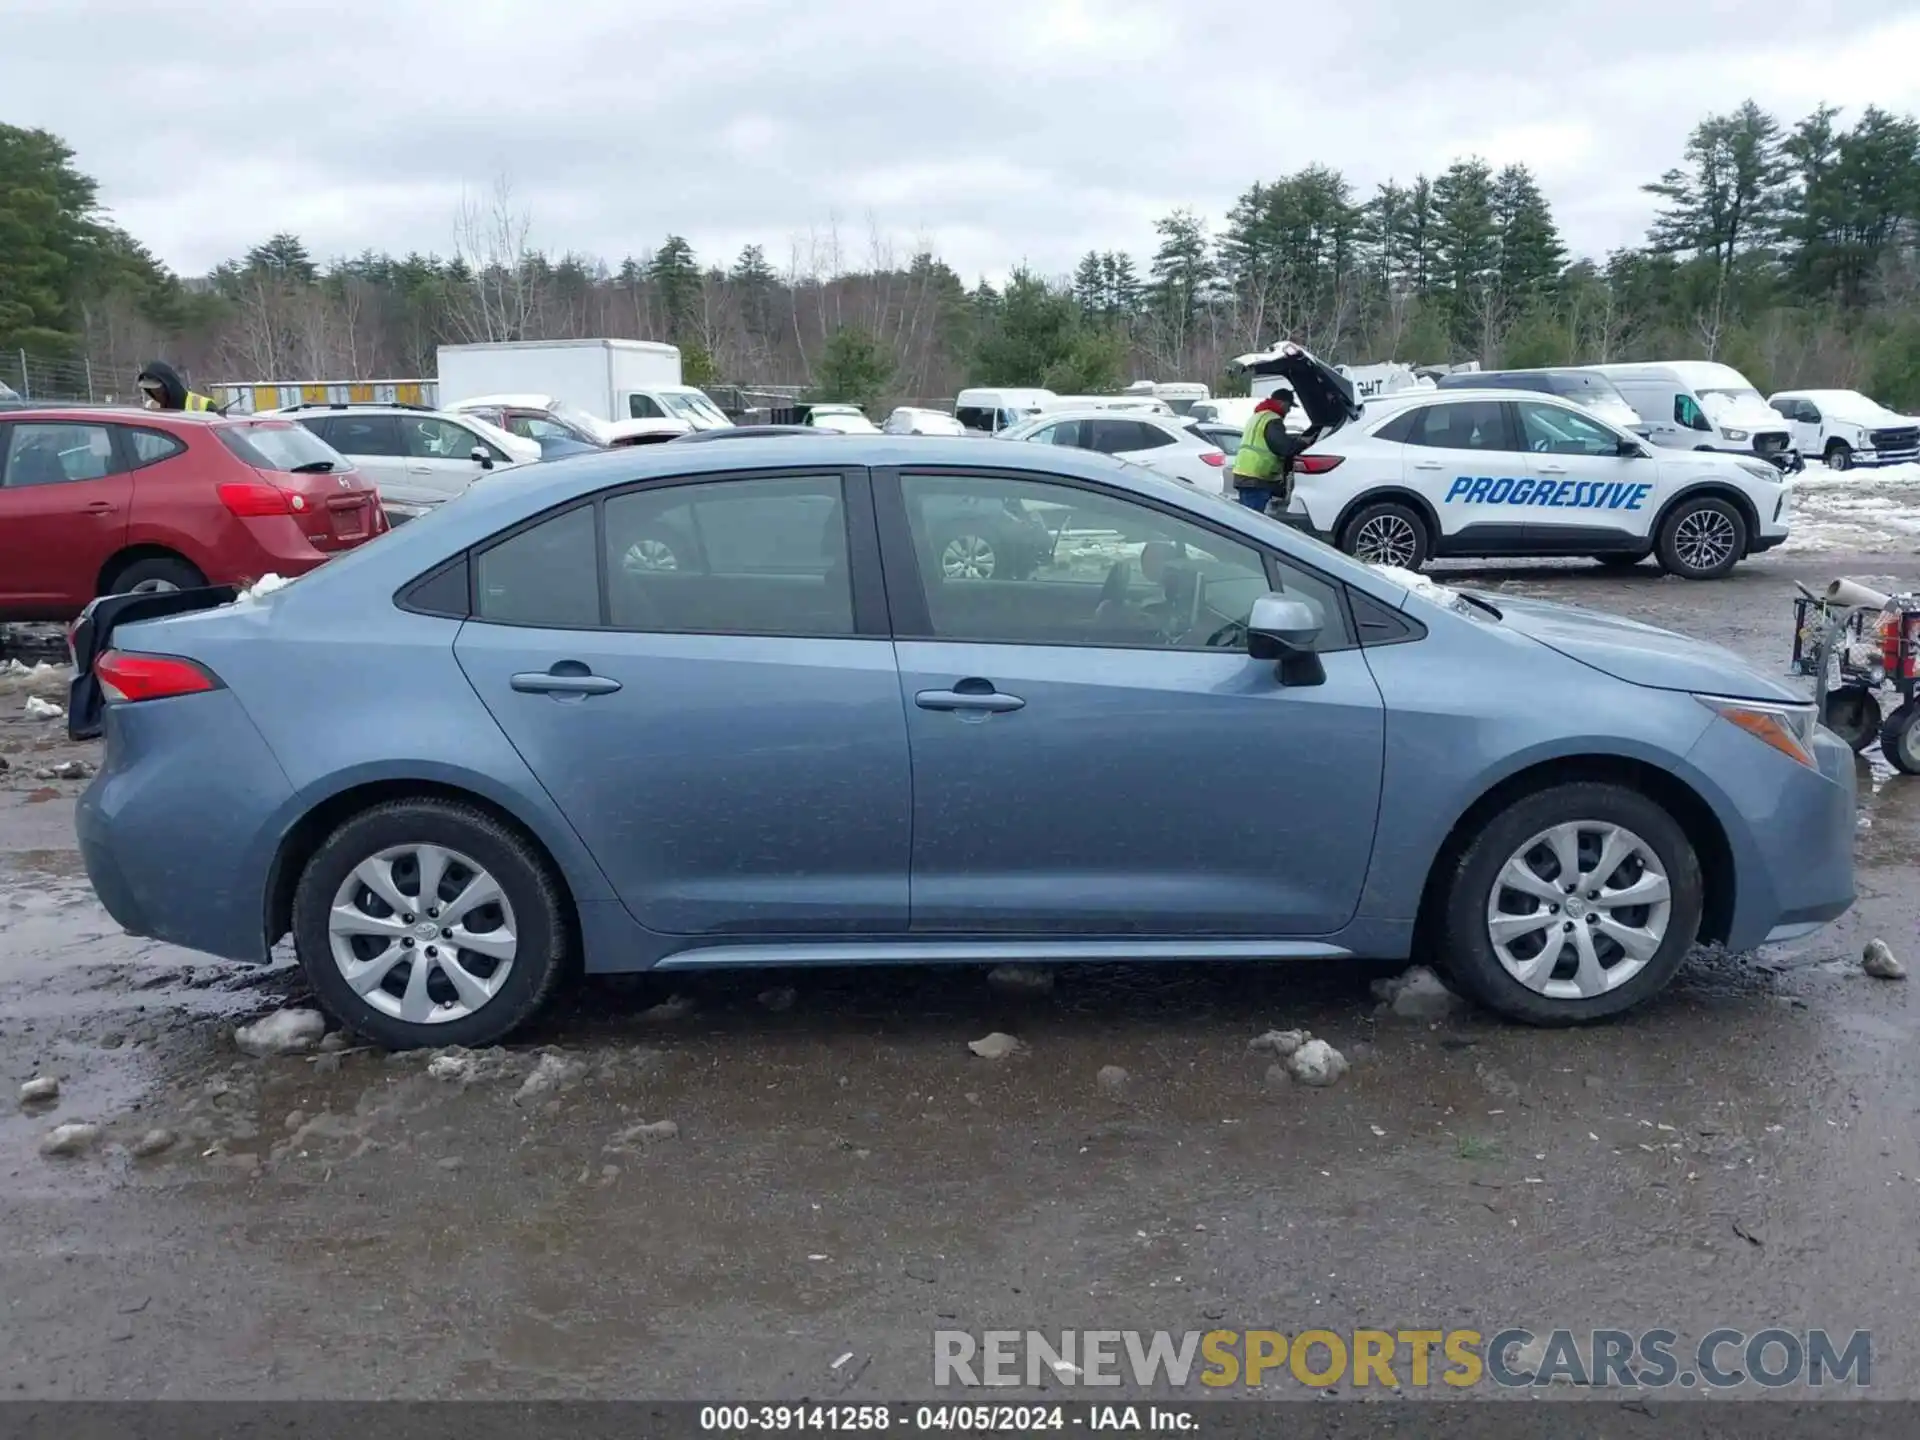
[[1434, 782, 1703, 1026], [1591, 554, 1644, 570], [1338, 500, 1429, 571], [1825, 441, 1853, 473], [1881, 701, 1920, 776], [1825, 686, 1879, 753], [291, 798, 571, 1049], [1655, 496, 1746, 580], [934, 527, 1000, 581], [106, 555, 205, 596]]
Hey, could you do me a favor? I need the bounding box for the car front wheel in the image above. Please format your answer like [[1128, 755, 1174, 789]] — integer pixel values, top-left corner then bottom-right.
[[1435, 782, 1703, 1025], [1825, 441, 1853, 472], [291, 798, 570, 1049], [1655, 497, 1745, 579]]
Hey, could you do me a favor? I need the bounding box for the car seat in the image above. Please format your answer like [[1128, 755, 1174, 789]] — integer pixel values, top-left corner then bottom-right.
[[8, 444, 68, 487]]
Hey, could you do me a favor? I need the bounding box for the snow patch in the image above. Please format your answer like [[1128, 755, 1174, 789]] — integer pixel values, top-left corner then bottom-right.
[[235, 573, 293, 604], [1369, 564, 1459, 604]]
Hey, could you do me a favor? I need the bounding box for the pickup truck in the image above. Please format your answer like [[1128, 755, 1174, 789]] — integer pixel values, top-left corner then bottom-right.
[[1768, 389, 1920, 471]]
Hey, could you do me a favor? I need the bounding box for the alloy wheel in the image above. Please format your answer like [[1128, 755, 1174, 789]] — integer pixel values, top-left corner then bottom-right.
[[941, 534, 997, 580], [1670, 508, 1737, 574], [128, 578, 180, 594], [327, 844, 519, 1024], [1485, 821, 1672, 1000], [1353, 514, 1418, 567]]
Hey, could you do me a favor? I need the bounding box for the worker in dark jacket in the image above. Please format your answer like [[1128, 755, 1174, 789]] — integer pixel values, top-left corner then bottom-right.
[[1230, 386, 1320, 513], [136, 361, 218, 413]]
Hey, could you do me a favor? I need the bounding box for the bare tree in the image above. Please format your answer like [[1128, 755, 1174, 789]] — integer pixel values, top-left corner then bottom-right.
[[452, 174, 540, 342]]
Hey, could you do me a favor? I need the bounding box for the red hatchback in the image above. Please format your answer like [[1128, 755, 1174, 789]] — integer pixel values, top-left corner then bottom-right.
[[0, 407, 386, 622]]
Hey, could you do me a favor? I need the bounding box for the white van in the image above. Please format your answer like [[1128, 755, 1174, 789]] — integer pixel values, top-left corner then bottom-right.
[[954, 388, 1056, 434], [1585, 362, 1796, 470]]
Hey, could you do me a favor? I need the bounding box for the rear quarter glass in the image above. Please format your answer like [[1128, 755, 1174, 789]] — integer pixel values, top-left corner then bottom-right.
[[218, 422, 347, 473]]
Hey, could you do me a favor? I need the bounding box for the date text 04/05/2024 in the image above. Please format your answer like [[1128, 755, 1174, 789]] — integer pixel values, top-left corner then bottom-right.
[[1444, 476, 1655, 510], [697, 1405, 1194, 1431]]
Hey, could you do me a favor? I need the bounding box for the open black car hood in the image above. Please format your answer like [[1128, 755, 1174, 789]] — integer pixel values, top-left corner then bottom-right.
[[1234, 344, 1362, 437]]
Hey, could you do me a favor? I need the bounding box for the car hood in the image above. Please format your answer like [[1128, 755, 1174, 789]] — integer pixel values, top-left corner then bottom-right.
[[1826, 397, 1912, 428], [1699, 392, 1786, 433], [1480, 592, 1803, 702]]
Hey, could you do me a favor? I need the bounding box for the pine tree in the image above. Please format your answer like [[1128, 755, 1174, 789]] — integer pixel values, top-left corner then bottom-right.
[[1644, 100, 1790, 273], [1491, 164, 1566, 301], [650, 235, 700, 340]]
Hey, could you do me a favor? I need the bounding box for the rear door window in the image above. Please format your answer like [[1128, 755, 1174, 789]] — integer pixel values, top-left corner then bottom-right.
[[121, 426, 186, 469], [473, 505, 602, 628], [1, 422, 121, 486], [326, 415, 407, 456], [1405, 401, 1517, 451]]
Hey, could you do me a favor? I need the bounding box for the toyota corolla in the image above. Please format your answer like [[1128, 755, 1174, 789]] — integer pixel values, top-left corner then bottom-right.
[[68, 437, 1855, 1048]]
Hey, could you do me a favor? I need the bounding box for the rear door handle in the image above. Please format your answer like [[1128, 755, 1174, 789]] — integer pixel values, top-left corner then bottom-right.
[[408, 465, 434, 475], [1411, 460, 1444, 471], [916, 688, 1025, 713], [511, 671, 622, 696], [83, 501, 117, 514], [1537, 463, 1568, 474]]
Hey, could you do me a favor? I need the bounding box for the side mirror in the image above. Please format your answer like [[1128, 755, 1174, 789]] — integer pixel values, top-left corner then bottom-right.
[[1616, 438, 1649, 458], [1246, 593, 1322, 661], [471, 447, 495, 470]]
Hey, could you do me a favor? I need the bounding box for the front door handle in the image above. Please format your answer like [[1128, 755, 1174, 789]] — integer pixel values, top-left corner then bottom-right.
[[1537, 463, 1568, 474], [408, 464, 434, 475], [83, 500, 117, 514], [1411, 460, 1444, 471], [916, 687, 1024, 713], [511, 670, 621, 696]]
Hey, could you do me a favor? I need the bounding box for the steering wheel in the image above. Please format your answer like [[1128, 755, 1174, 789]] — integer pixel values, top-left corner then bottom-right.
[[1531, 437, 1551, 452]]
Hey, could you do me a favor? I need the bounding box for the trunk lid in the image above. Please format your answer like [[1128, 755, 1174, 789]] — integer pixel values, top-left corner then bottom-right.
[[1234, 343, 1363, 438], [1483, 591, 1804, 702], [220, 420, 385, 551]]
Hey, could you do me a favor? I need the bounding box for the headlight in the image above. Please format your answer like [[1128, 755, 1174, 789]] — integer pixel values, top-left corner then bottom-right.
[[1737, 460, 1780, 483], [1721, 428, 1750, 442], [1697, 694, 1818, 768]]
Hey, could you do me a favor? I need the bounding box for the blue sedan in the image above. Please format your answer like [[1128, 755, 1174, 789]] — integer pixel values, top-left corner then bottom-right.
[[68, 437, 1856, 1048]]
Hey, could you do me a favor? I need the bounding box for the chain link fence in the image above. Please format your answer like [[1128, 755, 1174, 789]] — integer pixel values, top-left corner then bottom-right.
[[3, 351, 145, 405]]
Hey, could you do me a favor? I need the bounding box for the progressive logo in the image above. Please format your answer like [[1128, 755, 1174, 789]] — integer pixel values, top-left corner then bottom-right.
[[1445, 476, 1654, 511]]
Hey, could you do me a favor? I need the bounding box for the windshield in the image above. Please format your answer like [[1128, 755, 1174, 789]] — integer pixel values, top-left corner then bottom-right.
[[1549, 372, 1627, 404], [548, 402, 612, 444], [659, 390, 730, 426], [1699, 387, 1764, 404], [220, 421, 347, 473]]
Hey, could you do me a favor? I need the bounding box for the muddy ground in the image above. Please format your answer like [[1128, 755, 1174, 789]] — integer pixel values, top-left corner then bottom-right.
[[3, 549, 1920, 1403]]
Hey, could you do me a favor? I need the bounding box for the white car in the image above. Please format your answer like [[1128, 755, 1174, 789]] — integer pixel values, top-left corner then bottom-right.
[[804, 404, 882, 434], [265, 403, 542, 521], [996, 408, 1231, 491], [1768, 389, 1920, 471], [883, 406, 968, 436], [1285, 387, 1792, 580]]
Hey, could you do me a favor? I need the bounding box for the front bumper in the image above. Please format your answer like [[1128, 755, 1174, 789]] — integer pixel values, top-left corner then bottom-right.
[[1686, 718, 1856, 951]]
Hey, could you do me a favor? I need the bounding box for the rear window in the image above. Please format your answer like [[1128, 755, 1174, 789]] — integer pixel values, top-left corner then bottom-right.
[[220, 421, 347, 473]]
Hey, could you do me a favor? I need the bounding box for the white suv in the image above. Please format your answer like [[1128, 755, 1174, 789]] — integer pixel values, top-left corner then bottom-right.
[[996, 409, 1230, 491], [1286, 388, 1792, 579], [265, 403, 541, 521]]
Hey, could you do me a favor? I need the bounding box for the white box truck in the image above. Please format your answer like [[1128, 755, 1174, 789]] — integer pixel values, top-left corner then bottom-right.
[[435, 339, 732, 431]]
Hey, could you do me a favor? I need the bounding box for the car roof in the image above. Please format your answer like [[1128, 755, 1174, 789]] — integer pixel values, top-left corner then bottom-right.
[[1359, 386, 1569, 412], [0, 405, 232, 425], [1018, 407, 1191, 426], [446, 393, 561, 410], [281, 434, 1412, 605]]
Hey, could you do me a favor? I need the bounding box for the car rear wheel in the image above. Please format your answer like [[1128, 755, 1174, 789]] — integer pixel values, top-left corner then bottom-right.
[[1655, 497, 1745, 580], [1825, 441, 1854, 472], [1434, 782, 1703, 1025], [107, 555, 205, 596], [1338, 501, 1429, 570], [292, 798, 570, 1049]]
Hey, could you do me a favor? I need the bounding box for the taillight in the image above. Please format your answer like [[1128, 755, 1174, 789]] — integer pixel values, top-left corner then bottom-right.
[[1882, 615, 1900, 677], [1293, 454, 1345, 474], [94, 650, 217, 704], [1902, 616, 1920, 681], [1200, 451, 1226, 466], [218, 481, 304, 517]]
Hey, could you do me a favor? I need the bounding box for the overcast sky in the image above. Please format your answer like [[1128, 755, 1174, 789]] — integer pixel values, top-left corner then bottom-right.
[[8, 0, 1920, 285]]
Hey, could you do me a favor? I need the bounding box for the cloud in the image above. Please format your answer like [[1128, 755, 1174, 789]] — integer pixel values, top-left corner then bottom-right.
[[4, 0, 1915, 282]]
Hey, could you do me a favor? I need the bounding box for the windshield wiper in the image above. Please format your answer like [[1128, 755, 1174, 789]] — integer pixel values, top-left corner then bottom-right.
[[288, 460, 336, 473], [1455, 590, 1502, 620]]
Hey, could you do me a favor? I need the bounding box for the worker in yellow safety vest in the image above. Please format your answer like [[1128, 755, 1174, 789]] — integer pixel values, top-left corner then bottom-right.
[[137, 361, 219, 413], [1230, 386, 1320, 513]]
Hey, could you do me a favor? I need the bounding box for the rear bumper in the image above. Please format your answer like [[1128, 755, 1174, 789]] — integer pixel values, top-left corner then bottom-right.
[[77, 689, 296, 962], [1686, 720, 1857, 951]]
